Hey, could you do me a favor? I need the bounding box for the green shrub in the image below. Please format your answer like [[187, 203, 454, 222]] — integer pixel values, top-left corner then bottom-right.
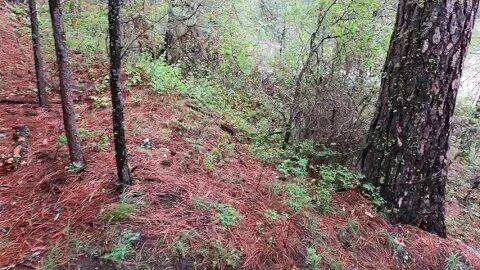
[[143, 55, 185, 93], [214, 203, 242, 228], [284, 182, 311, 210]]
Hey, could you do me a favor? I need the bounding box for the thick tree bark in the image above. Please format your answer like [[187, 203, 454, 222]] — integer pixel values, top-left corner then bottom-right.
[[28, 0, 48, 107], [108, 0, 133, 186], [49, 0, 85, 165], [361, 0, 479, 237]]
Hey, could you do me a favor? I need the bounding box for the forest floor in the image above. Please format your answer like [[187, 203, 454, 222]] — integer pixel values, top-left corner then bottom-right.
[[2, 3, 480, 270]]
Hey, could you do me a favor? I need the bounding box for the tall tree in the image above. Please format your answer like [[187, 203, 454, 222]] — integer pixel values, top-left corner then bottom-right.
[[49, 0, 85, 166], [362, 0, 479, 237], [28, 0, 48, 107], [108, 0, 133, 186]]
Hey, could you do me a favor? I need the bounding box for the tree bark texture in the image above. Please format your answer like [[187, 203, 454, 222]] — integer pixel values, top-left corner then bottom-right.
[[28, 0, 48, 107], [361, 0, 479, 237], [49, 0, 85, 165], [108, 0, 133, 186]]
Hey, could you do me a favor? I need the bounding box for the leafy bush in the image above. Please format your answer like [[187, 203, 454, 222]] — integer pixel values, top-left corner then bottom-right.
[[277, 158, 309, 179], [284, 182, 312, 210], [142, 55, 185, 93]]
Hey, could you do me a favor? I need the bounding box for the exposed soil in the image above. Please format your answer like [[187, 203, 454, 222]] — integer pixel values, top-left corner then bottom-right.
[[1, 2, 480, 270]]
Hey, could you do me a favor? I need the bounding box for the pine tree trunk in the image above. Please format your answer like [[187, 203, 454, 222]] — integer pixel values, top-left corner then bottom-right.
[[361, 0, 479, 237], [49, 0, 85, 165], [108, 0, 133, 186], [28, 0, 48, 107]]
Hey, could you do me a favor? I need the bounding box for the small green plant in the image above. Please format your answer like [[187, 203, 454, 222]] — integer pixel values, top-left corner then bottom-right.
[[213, 243, 242, 268], [265, 209, 280, 221], [214, 203, 242, 228], [58, 133, 68, 146], [143, 55, 186, 93], [171, 231, 190, 257], [305, 246, 322, 269], [42, 246, 61, 270], [312, 187, 332, 214], [284, 182, 312, 210], [192, 196, 213, 210], [103, 229, 140, 261], [219, 133, 236, 157], [66, 162, 85, 173], [101, 201, 138, 222], [78, 128, 93, 137], [125, 63, 143, 86], [277, 157, 308, 178], [90, 95, 111, 109], [337, 219, 361, 249], [203, 147, 222, 171], [361, 182, 387, 209], [9, 4, 27, 16], [315, 164, 359, 191], [387, 233, 407, 259], [444, 252, 464, 270], [94, 75, 109, 93], [91, 133, 110, 150]]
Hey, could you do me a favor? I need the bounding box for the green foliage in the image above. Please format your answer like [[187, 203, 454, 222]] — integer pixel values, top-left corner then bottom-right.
[[192, 196, 213, 210], [361, 182, 387, 210], [103, 229, 140, 261], [444, 252, 464, 270], [312, 187, 332, 214], [66, 162, 84, 173], [337, 219, 361, 249], [91, 133, 110, 150], [101, 200, 138, 222], [387, 233, 407, 260], [90, 95, 111, 110], [42, 246, 61, 270], [284, 182, 312, 210], [142, 55, 185, 93], [94, 75, 109, 93], [58, 134, 68, 147], [9, 4, 27, 16], [212, 243, 242, 268], [171, 231, 190, 257], [265, 209, 280, 221], [277, 158, 309, 179], [203, 147, 222, 171], [315, 164, 360, 191], [214, 203, 242, 228], [305, 246, 322, 269]]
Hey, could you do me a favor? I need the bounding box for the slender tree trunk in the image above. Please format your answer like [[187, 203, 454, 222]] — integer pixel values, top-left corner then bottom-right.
[[361, 0, 479, 237], [108, 0, 133, 186], [28, 0, 48, 107], [49, 0, 85, 165]]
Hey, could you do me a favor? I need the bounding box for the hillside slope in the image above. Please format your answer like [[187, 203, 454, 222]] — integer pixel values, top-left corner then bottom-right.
[[1, 3, 480, 270]]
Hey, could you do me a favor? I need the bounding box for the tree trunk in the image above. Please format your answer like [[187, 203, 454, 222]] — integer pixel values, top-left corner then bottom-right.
[[108, 0, 133, 186], [28, 0, 48, 107], [49, 0, 85, 166], [361, 0, 479, 237]]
